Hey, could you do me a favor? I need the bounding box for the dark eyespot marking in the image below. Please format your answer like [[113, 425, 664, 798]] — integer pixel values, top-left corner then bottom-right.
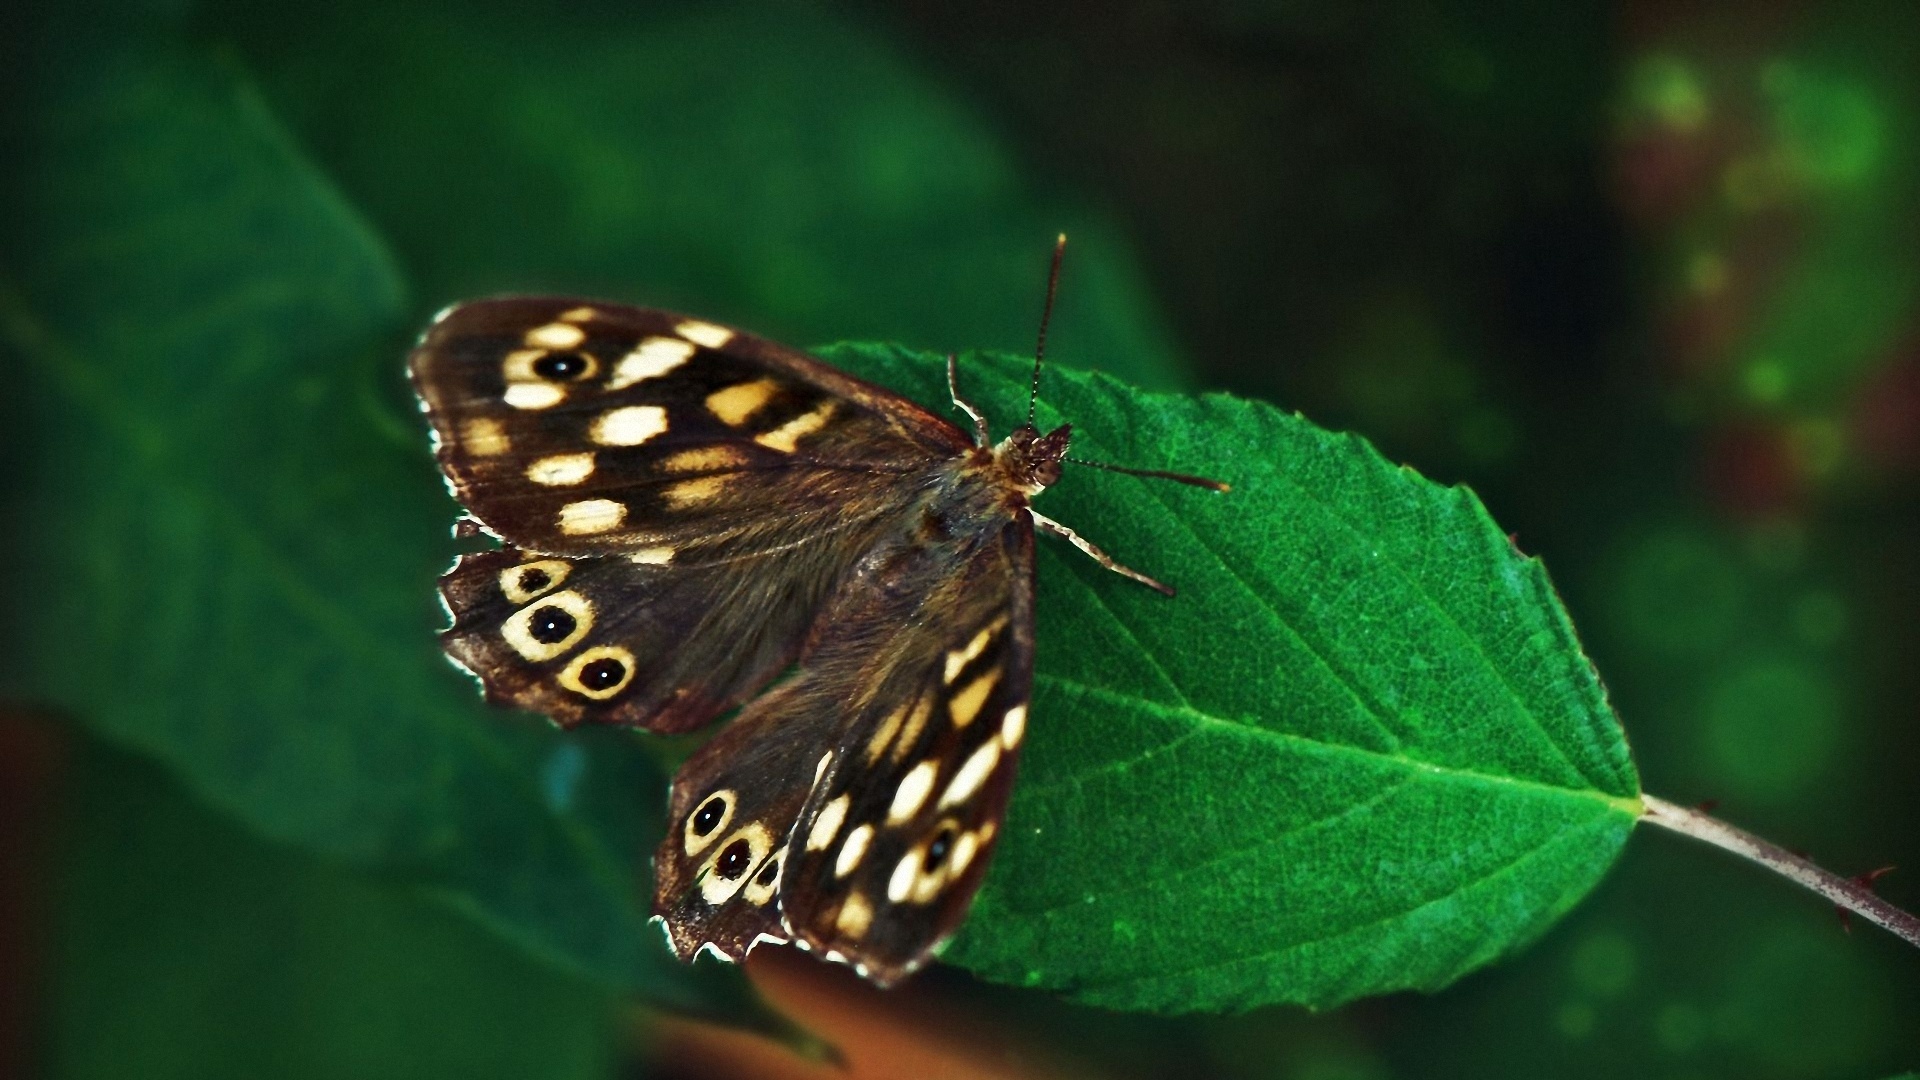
[[754, 858, 780, 887], [692, 796, 728, 838], [579, 656, 627, 691], [715, 839, 753, 881], [527, 605, 577, 645], [926, 826, 957, 869], [517, 568, 551, 593], [533, 351, 591, 381]]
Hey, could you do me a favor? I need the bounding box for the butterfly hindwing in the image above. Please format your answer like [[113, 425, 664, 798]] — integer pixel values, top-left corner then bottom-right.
[[649, 678, 828, 960], [436, 543, 851, 731]]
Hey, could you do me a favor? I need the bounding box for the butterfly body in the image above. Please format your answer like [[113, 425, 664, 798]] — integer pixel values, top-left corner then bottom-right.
[[410, 290, 1192, 984]]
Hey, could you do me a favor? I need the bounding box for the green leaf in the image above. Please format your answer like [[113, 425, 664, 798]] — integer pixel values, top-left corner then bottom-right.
[[53, 741, 620, 1080], [819, 342, 1642, 1013]]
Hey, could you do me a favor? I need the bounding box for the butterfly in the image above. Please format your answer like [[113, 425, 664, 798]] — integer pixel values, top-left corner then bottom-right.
[[409, 239, 1224, 984]]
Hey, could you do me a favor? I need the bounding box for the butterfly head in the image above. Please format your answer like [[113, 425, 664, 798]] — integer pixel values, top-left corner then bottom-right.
[[995, 422, 1072, 496]]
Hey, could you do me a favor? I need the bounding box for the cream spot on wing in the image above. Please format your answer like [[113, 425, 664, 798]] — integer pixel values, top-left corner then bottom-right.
[[887, 760, 939, 825], [948, 669, 1000, 729], [1000, 704, 1027, 749], [627, 547, 674, 565], [664, 474, 730, 508], [526, 452, 596, 486], [609, 336, 694, 389], [501, 347, 547, 383], [807, 794, 850, 852], [675, 319, 735, 348], [754, 401, 836, 453], [866, 700, 908, 763], [835, 891, 873, 939], [944, 622, 998, 684], [887, 848, 921, 903], [742, 851, 782, 905], [814, 752, 833, 785], [663, 445, 748, 472], [590, 405, 668, 446], [940, 740, 1001, 809], [559, 306, 598, 323], [706, 378, 778, 426], [682, 790, 736, 857], [500, 589, 593, 662], [461, 417, 511, 455], [526, 322, 586, 349], [890, 694, 934, 763], [504, 382, 565, 410], [499, 559, 570, 604], [698, 822, 772, 906], [949, 831, 981, 876], [834, 824, 873, 879], [556, 645, 636, 699], [558, 499, 625, 534]]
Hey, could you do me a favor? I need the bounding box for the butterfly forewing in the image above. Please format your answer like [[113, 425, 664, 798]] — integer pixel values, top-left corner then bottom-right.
[[410, 297, 969, 558]]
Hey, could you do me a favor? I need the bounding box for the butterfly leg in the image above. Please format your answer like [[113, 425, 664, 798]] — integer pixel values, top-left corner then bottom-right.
[[947, 354, 991, 446], [1029, 510, 1175, 596]]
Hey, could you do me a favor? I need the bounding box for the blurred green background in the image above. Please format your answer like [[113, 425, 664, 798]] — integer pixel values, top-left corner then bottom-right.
[[3, 0, 1917, 1077]]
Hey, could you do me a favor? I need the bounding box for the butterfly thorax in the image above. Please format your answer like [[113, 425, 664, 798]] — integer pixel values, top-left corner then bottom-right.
[[990, 423, 1071, 498]]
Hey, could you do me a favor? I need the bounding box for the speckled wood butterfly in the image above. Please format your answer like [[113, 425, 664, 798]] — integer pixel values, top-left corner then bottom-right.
[[410, 241, 1223, 984]]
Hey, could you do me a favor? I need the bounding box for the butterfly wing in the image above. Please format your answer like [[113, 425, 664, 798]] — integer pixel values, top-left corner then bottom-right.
[[652, 495, 1035, 982], [412, 298, 974, 730], [410, 298, 969, 555]]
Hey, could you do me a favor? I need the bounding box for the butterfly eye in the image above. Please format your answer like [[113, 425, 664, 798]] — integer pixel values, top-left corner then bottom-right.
[[497, 559, 571, 605], [692, 795, 728, 836], [526, 604, 577, 645], [925, 826, 957, 869], [578, 656, 628, 690], [501, 590, 593, 662], [557, 645, 637, 699], [683, 790, 736, 856], [532, 351, 592, 381], [714, 839, 753, 881]]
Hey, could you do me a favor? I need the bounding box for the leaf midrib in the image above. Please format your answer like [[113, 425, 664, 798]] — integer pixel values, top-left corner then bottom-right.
[[1024, 675, 1644, 818]]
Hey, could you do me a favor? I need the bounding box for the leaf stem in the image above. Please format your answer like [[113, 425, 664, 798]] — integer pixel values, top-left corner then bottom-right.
[[1640, 794, 1920, 949]]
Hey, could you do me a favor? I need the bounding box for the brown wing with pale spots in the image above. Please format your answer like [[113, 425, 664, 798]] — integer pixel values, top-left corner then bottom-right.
[[409, 297, 971, 561], [415, 297, 975, 731], [437, 541, 870, 731], [650, 676, 840, 962], [771, 516, 1035, 985]]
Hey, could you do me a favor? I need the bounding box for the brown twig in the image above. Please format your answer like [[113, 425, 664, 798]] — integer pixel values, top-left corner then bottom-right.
[[1640, 794, 1920, 949]]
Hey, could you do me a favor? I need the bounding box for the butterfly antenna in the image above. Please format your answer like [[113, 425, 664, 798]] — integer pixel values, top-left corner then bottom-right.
[[1065, 456, 1231, 492], [1028, 233, 1067, 429]]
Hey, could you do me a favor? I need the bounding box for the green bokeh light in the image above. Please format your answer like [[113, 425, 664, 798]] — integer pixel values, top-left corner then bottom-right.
[[1610, 528, 1747, 658], [1568, 930, 1638, 997], [1703, 657, 1840, 802], [1764, 63, 1885, 189], [1630, 55, 1709, 132]]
